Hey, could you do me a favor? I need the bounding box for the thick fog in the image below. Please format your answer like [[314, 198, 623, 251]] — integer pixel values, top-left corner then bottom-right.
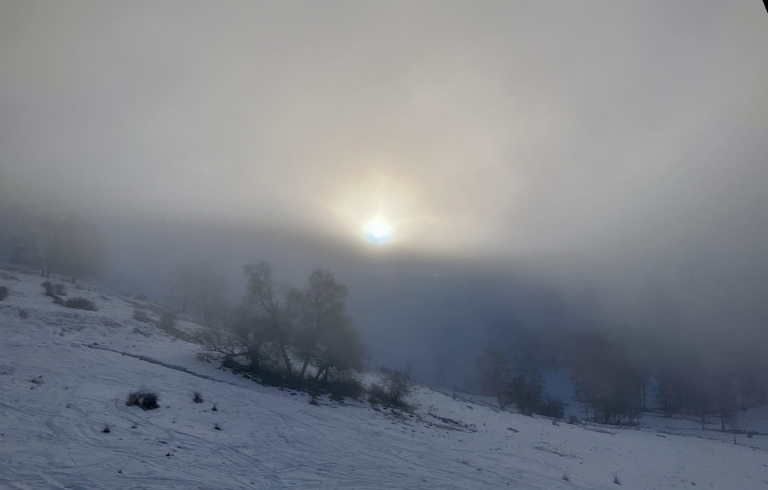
[[2, 1, 767, 385]]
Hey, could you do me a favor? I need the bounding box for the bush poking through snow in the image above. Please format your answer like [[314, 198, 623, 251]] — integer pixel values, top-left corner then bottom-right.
[[562, 473, 569, 481], [536, 398, 565, 418], [159, 311, 177, 331], [323, 378, 365, 402], [0, 286, 9, 301], [214, 423, 222, 431], [368, 368, 412, 408], [211, 404, 218, 411], [102, 424, 111, 433], [193, 391, 204, 403], [42, 281, 66, 305], [133, 308, 153, 324], [126, 391, 159, 410], [65, 297, 98, 311], [367, 383, 388, 406], [42, 281, 67, 297], [613, 475, 622, 485]]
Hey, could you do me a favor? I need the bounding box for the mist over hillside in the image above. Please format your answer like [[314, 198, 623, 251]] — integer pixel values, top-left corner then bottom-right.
[[2, 1, 768, 487], [2, 268, 768, 489]]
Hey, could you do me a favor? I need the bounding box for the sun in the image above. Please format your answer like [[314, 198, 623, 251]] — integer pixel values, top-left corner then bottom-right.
[[364, 219, 392, 244]]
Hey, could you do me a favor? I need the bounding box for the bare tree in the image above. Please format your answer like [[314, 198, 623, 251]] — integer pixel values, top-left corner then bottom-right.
[[168, 261, 228, 323], [200, 262, 364, 386], [477, 349, 512, 409], [199, 306, 267, 370], [290, 268, 358, 380], [569, 332, 643, 425], [508, 356, 545, 416], [242, 261, 293, 374]]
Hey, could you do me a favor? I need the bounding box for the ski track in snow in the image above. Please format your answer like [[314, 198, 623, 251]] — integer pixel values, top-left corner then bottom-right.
[[1, 270, 768, 489]]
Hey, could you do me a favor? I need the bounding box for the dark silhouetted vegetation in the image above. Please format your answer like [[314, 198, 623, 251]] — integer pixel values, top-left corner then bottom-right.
[[200, 261, 366, 400], [126, 391, 159, 410], [133, 308, 153, 324], [569, 332, 643, 425], [371, 368, 412, 408], [477, 349, 561, 417], [64, 297, 97, 311]]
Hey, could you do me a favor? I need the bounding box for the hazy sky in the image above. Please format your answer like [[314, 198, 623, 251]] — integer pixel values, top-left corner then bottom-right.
[[2, 1, 767, 383]]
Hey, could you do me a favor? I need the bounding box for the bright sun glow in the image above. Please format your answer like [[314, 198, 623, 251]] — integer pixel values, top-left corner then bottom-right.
[[364, 220, 392, 243]]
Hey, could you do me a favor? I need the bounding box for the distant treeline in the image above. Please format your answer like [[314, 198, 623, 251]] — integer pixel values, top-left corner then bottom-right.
[[478, 324, 768, 428]]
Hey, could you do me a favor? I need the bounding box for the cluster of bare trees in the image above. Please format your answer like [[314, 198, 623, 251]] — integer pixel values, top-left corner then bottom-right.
[[478, 326, 768, 429], [652, 342, 767, 430], [168, 261, 228, 323], [567, 332, 644, 425], [541, 328, 767, 428], [477, 349, 562, 417], [197, 261, 365, 387]]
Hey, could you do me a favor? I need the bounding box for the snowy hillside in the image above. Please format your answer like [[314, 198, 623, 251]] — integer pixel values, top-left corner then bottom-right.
[[1, 269, 767, 489]]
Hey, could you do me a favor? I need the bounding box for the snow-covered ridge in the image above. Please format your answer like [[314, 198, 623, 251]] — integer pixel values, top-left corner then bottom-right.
[[1, 269, 767, 489]]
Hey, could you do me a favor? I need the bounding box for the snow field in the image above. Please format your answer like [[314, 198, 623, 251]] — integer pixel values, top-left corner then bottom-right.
[[1, 270, 767, 489]]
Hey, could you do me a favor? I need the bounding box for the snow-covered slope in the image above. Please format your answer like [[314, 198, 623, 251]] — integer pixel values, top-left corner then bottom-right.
[[1, 269, 767, 489]]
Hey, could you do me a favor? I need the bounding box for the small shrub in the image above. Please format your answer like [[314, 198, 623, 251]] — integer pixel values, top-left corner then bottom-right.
[[133, 308, 153, 324], [102, 424, 111, 433], [221, 357, 246, 372], [214, 423, 222, 431], [614, 475, 621, 485], [211, 404, 218, 411], [536, 398, 565, 418], [562, 473, 569, 481], [309, 396, 320, 406], [368, 383, 388, 405], [379, 368, 412, 407], [53, 283, 67, 296], [126, 391, 159, 410], [369, 368, 412, 408], [159, 312, 177, 331], [193, 392, 204, 403], [42, 281, 54, 297], [65, 297, 98, 311], [0, 286, 9, 301], [568, 415, 580, 425], [324, 378, 365, 401]]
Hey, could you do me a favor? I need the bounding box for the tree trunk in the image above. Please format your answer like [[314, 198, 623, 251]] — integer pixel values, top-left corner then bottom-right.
[[280, 346, 292, 375], [299, 358, 310, 379], [315, 366, 325, 382]]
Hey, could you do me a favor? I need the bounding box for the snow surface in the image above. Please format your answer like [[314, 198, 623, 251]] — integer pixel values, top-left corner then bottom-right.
[[1, 269, 767, 489]]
